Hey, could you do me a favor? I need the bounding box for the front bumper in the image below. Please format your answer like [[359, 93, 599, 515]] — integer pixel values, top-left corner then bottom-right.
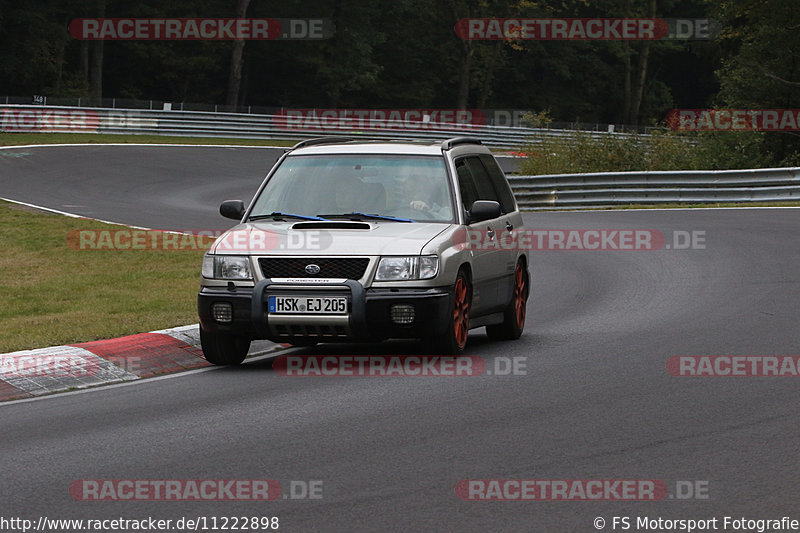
[[198, 278, 452, 343]]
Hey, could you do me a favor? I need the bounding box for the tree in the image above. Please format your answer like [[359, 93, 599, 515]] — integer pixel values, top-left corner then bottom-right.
[[225, 0, 250, 108], [90, 0, 105, 99], [714, 0, 800, 162]]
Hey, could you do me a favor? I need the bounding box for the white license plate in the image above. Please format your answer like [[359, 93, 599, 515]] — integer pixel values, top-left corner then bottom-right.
[[268, 296, 348, 315]]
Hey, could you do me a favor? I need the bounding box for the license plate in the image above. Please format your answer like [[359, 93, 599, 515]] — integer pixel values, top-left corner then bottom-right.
[[268, 296, 348, 314]]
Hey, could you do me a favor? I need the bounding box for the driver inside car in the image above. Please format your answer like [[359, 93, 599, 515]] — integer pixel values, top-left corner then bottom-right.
[[405, 173, 452, 220]]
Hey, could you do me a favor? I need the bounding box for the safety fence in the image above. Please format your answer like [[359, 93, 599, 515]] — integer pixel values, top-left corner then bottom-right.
[[509, 168, 800, 209], [3, 104, 790, 210], [0, 104, 639, 150]]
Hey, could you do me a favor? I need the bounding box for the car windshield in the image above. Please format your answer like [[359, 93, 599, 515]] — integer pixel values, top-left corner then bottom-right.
[[249, 154, 455, 223]]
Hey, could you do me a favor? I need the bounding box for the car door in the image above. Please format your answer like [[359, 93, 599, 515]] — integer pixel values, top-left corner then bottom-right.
[[476, 153, 523, 307], [454, 156, 506, 315]]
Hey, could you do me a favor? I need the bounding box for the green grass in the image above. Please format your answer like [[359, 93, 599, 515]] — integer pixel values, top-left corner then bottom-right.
[[0, 132, 298, 147], [0, 201, 208, 352]]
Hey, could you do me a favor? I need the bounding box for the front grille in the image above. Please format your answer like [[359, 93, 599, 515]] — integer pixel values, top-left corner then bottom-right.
[[259, 257, 369, 280]]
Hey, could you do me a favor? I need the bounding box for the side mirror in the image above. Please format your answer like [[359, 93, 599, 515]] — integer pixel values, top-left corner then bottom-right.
[[468, 200, 501, 223], [220, 200, 246, 220]]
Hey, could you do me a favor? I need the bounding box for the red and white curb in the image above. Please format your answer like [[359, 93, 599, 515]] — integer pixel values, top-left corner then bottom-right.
[[0, 176, 293, 403], [0, 325, 282, 402]]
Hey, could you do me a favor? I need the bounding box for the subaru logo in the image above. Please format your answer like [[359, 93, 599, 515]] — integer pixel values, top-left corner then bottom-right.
[[305, 264, 321, 275]]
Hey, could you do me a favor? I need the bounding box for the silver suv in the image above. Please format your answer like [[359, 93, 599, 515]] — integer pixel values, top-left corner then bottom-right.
[[198, 137, 529, 364]]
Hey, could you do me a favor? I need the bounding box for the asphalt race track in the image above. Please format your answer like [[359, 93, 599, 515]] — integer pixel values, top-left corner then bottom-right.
[[0, 144, 520, 230], [0, 145, 285, 229], [2, 145, 800, 532]]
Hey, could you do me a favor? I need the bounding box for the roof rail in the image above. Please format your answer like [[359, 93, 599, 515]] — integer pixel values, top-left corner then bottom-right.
[[441, 137, 482, 150], [291, 137, 357, 149]]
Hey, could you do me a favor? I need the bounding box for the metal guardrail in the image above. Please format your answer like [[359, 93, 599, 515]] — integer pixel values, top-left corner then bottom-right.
[[3, 96, 658, 133], [4, 104, 792, 209], [509, 168, 800, 209], [0, 104, 640, 150]]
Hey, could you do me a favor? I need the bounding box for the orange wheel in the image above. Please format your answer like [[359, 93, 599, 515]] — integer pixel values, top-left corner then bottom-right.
[[453, 275, 470, 350]]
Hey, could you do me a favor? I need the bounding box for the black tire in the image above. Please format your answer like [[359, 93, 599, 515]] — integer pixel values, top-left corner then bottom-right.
[[200, 328, 250, 365], [486, 260, 529, 341], [431, 268, 472, 355], [289, 339, 318, 347]]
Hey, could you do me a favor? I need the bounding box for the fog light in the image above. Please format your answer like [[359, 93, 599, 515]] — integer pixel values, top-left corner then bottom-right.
[[212, 302, 233, 323], [390, 304, 415, 325]]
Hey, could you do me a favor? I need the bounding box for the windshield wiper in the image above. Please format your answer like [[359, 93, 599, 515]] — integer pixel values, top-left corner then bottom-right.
[[249, 212, 329, 221], [317, 212, 416, 223]]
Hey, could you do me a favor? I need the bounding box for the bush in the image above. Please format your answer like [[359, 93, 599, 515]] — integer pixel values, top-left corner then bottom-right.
[[517, 121, 772, 175]]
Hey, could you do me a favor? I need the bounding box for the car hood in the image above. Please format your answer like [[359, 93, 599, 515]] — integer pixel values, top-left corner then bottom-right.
[[210, 220, 452, 256]]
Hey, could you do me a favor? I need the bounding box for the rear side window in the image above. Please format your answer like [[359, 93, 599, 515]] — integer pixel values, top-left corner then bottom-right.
[[455, 159, 480, 210], [456, 156, 505, 212], [479, 154, 517, 213], [463, 157, 501, 204]]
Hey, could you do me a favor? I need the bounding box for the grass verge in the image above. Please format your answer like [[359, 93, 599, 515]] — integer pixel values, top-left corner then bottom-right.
[[0, 132, 298, 147], [0, 200, 206, 352]]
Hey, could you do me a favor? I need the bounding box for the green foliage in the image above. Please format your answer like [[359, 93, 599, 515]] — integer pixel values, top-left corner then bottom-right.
[[2, 0, 799, 167], [0, 0, 719, 121], [712, 0, 800, 162], [518, 126, 771, 175]]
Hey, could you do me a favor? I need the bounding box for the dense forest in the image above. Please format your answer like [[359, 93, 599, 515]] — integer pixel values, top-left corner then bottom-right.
[[1, 0, 800, 163]]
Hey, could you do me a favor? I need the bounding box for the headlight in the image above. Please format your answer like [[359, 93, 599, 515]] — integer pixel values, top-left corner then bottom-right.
[[375, 256, 438, 281], [202, 254, 252, 280]]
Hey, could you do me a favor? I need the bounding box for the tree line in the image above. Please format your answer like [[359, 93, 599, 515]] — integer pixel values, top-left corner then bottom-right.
[[1, 0, 799, 163]]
